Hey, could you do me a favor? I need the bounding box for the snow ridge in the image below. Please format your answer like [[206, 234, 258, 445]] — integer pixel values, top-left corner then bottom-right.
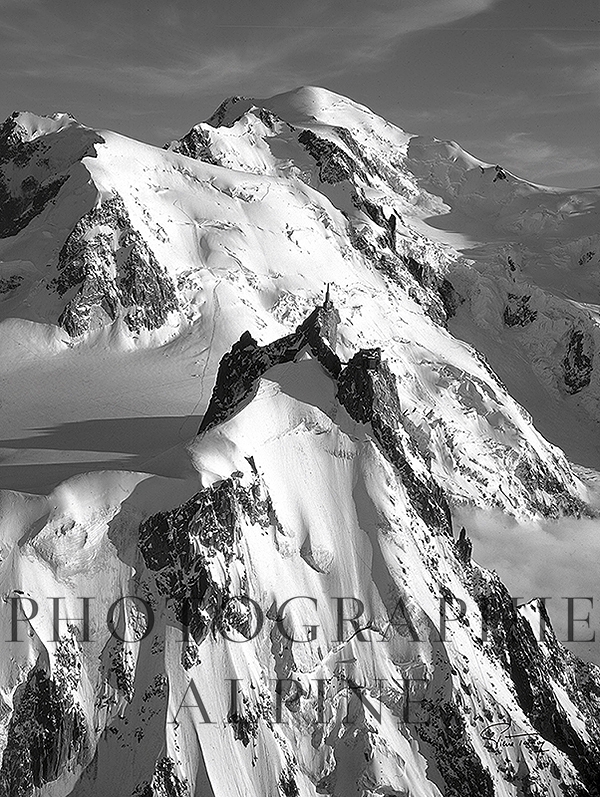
[[1, 88, 600, 796]]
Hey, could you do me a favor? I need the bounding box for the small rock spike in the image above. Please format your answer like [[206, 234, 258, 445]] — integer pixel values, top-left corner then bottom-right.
[[324, 283, 331, 308]]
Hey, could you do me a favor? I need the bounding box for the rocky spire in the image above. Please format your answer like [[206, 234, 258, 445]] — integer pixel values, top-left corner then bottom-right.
[[456, 526, 473, 564]]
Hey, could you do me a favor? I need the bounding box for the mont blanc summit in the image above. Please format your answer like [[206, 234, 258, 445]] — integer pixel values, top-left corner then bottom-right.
[[1, 87, 600, 796]]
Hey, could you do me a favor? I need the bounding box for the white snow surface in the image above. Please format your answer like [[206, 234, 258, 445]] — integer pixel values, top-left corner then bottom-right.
[[0, 86, 599, 795]]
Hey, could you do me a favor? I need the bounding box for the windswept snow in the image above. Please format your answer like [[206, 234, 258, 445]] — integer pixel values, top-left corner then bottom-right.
[[1, 87, 600, 796]]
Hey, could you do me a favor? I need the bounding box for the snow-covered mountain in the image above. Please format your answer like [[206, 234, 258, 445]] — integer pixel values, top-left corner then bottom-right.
[[1, 86, 600, 796]]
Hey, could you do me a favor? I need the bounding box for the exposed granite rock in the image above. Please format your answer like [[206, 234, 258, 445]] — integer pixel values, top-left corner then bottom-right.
[[471, 568, 600, 795], [198, 301, 452, 535], [0, 171, 67, 239], [504, 294, 537, 327], [418, 698, 495, 797], [438, 277, 459, 318], [562, 328, 593, 395], [0, 112, 104, 239], [139, 472, 276, 650], [402, 253, 459, 320], [133, 756, 189, 797], [167, 127, 220, 166], [578, 251, 595, 266], [358, 196, 397, 250], [198, 299, 341, 433], [258, 107, 283, 131], [337, 349, 452, 535], [0, 274, 24, 294], [0, 665, 89, 797], [53, 193, 178, 336], [205, 96, 249, 128], [514, 454, 588, 517], [278, 766, 300, 797], [349, 193, 457, 325], [298, 129, 367, 184], [455, 526, 473, 565]]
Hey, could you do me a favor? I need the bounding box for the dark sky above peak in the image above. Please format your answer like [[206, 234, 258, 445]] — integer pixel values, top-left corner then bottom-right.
[[1, 0, 599, 187]]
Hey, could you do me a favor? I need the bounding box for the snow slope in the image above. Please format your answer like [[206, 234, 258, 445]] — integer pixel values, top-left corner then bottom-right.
[[1, 87, 600, 795]]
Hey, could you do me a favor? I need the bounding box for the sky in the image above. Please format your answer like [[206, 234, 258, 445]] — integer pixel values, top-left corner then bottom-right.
[[1, 0, 599, 187]]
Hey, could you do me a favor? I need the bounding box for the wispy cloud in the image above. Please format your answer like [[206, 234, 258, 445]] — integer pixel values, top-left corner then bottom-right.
[[536, 34, 600, 105], [467, 131, 600, 184], [463, 507, 600, 663], [0, 0, 502, 102], [537, 34, 600, 56], [342, 0, 499, 63], [570, 60, 600, 99]]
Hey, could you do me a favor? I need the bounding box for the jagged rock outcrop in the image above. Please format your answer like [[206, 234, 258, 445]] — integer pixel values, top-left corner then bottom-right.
[[471, 569, 600, 795], [0, 112, 104, 239], [199, 297, 341, 432], [455, 527, 473, 564], [53, 193, 179, 336], [562, 328, 593, 395], [298, 129, 367, 185], [133, 756, 190, 797], [0, 274, 23, 294], [337, 348, 452, 534], [349, 195, 457, 326], [0, 663, 89, 797], [514, 452, 588, 517], [199, 299, 452, 534], [139, 470, 277, 662], [167, 126, 221, 165]]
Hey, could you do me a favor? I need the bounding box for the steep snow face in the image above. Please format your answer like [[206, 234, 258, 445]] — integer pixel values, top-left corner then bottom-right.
[[2, 88, 600, 795], [172, 86, 600, 469], [1, 94, 591, 509], [1, 313, 599, 797]]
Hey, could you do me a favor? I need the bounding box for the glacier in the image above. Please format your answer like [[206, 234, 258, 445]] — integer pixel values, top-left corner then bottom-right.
[[0, 86, 599, 795]]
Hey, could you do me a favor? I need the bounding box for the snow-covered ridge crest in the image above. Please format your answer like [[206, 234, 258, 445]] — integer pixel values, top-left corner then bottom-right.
[[0, 301, 598, 795], [3, 110, 82, 142], [1, 86, 600, 795]]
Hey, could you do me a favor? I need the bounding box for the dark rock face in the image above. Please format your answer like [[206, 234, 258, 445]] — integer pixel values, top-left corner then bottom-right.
[[168, 127, 221, 166], [418, 698, 495, 797], [139, 477, 240, 646], [278, 767, 300, 797], [403, 255, 459, 321], [349, 193, 456, 326], [133, 756, 190, 797], [298, 129, 366, 184], [198, 301, 341, 432], [199, 301, 452, 536], [139, 472, 277, 651], [0, 666, 89, 797], [438, 277, 459, 318], [139, 468, 282, 673], [0, 274, 24, 294], [258, 107, 282, 131], [337, 349, 452, 535], [455, 527, 473, 564], [562, 328, 593, 394], [471, 569, 600, 795], [205, 96, 249, 128], [504, 294, 537, 327], [0, 112, 104, 239], [53, 193, 179, 336]]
